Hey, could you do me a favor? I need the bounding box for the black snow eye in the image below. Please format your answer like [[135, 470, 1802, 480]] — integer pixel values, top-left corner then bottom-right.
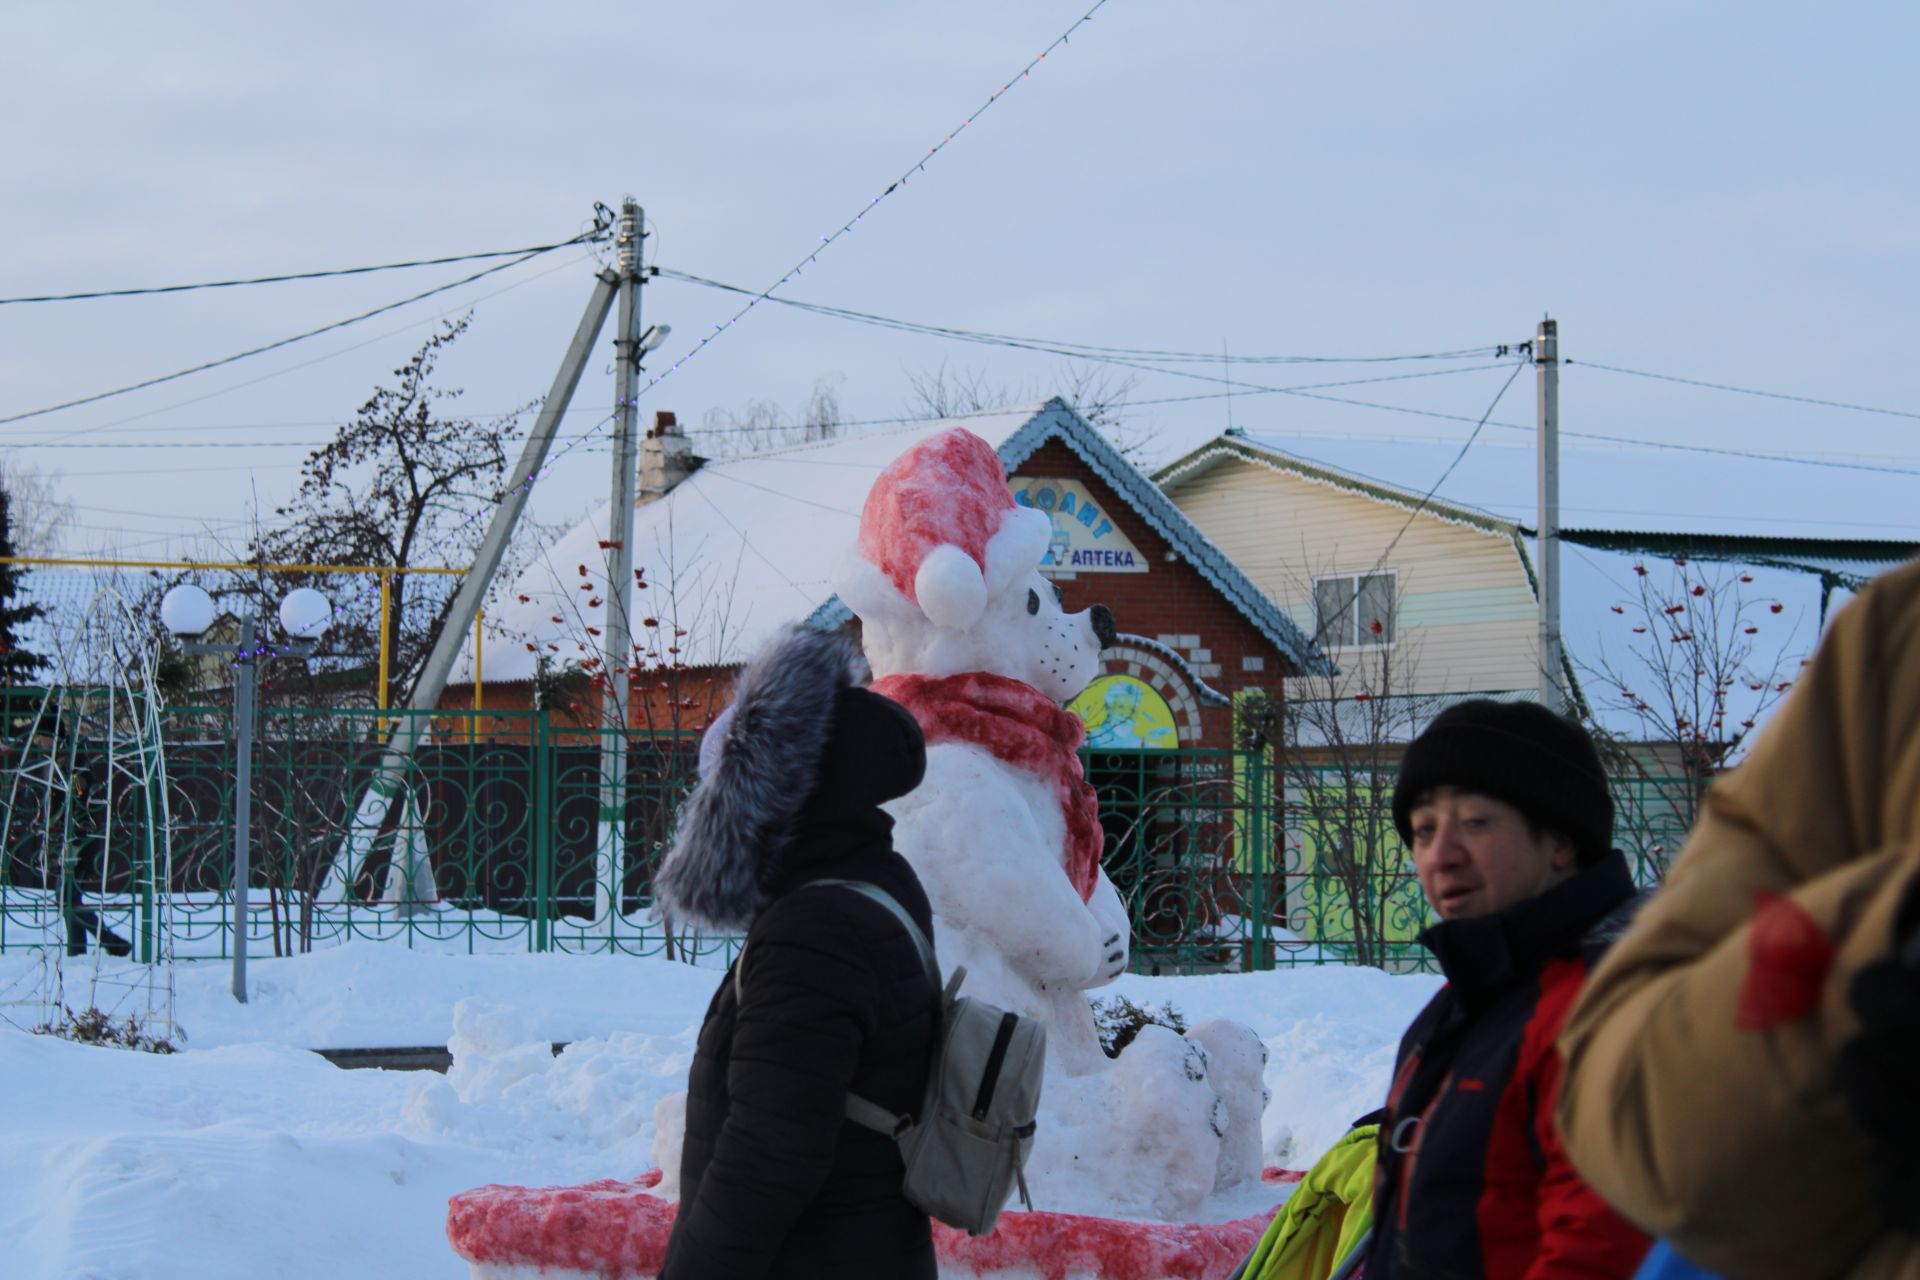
[[1050, 582, 1065, 607], [1026, 588, 1041, 615]]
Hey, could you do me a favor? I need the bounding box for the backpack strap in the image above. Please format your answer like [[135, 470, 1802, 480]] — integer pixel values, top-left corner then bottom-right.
[[731, 878, 939, 1003], [802, 879, 938, 987]]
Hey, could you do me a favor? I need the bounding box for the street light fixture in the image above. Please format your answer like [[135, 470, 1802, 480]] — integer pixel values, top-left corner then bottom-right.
[[162, 584, 332, 1003]]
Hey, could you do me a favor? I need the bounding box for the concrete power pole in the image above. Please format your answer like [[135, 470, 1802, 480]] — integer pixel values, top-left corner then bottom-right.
[[326, 233, 621, 900], [594, 200, 645, 927], [1536, 316, 1566, 715]]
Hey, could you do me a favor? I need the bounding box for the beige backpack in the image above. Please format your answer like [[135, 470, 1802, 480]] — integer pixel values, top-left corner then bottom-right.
[[734, 878, 1047, 1235]]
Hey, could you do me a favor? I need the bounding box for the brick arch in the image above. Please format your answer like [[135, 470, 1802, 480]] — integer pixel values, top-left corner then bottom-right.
[[1100, 644, 1204, 744]]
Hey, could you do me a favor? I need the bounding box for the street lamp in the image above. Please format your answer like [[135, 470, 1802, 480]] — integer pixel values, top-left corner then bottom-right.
[[162, 584, 332, 1003]]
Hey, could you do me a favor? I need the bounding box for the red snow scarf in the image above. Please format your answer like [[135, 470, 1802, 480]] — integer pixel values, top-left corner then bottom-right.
[[869, 671, 1102, 902]]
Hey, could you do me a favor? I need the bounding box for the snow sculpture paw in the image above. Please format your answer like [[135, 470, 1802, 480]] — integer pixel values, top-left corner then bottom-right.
[[1029, 1024, 1226, 1220], [1187, 1019, 1268, 1191]]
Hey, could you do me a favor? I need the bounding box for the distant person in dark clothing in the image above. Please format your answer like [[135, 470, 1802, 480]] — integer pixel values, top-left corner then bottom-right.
[[16, 706, 130, 957], [1366, 699, 1649, 1280], [57, 756, 130, 957], [655, 624, 938, 1280]]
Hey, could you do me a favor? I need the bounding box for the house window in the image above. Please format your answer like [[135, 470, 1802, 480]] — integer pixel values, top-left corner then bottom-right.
[[1313, 572, 1396, 646]]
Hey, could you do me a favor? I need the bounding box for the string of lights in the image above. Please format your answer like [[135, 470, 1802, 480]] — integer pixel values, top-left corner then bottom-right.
[[1569, 359, 1920, 422], [0, 224, 612, 306], [631, 1, 1115, 404], [0, 239, 594, 430]]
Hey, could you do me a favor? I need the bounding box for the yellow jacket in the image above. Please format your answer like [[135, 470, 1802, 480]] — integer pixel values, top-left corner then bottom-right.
[[1558, 558, 1920, 1280], [1236, 1125, 1377, 1280]]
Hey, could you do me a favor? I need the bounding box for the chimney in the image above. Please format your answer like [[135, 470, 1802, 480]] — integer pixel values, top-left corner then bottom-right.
[[638, 410, 701, 505]]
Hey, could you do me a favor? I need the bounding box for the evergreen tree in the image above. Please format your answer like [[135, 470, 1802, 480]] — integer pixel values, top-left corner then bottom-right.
[[0, 485, 47, 685]]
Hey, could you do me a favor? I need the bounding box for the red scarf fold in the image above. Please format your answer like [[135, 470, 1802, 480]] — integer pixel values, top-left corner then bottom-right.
[[870, 672, 1102, 902]]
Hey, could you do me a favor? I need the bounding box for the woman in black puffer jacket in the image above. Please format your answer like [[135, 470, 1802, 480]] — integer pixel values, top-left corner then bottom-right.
[[656, 624, 938, 1280]]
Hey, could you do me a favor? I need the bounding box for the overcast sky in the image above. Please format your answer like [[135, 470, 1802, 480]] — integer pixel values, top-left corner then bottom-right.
[[3, 2, 1916, 561]]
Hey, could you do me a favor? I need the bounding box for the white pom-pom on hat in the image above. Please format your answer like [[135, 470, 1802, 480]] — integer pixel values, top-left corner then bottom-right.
[[914, 543, 989, 629]]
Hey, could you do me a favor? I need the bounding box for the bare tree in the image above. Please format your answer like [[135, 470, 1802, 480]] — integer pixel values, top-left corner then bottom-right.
[[242, 315, 535, 709], [0, 458, 70, 558], [699, 375, 845, 457], [907, 360, 1146, 458], [1579, 557, 1805, 878], [1234, 560, 1430, 970]]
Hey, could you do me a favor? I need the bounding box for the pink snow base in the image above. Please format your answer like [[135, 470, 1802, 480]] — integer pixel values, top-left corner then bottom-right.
[[447, 1169, 1287, 1280]]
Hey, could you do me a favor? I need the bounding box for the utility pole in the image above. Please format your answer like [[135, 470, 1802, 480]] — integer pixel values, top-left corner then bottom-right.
[[327, 219, 620, 900], [595, 200, 645, 927], [1536, 316, 1566, 715]]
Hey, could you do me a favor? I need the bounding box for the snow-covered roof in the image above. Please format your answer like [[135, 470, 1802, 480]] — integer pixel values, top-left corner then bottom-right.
[[466, 401, 1324, 683], [1160, 432, 1920, 550], [1157, 432, 1856, 742]]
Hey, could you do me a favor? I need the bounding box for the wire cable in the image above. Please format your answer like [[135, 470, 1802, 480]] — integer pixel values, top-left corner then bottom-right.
[[0, 228, 611, 306], [47, 249, 596, 441], [1305, 359, 1530, 650], [656, 267, 1499, 366], [1569, 359, 1920, 423], [0, 240, 592, 429]]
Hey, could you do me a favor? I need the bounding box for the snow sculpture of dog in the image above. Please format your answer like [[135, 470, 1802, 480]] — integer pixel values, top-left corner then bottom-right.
[[834, 427, 1266, 1219]]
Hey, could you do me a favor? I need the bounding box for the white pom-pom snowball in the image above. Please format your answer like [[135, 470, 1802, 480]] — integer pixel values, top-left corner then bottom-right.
[[914, 543, 988, 630]]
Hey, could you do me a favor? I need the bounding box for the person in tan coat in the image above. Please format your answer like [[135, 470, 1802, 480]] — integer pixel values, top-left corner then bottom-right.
[[1556, 556, 1920, 1280]]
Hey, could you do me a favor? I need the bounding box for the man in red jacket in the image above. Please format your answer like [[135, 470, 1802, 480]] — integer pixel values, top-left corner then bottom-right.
[[1366, 700, 1650, 1279]]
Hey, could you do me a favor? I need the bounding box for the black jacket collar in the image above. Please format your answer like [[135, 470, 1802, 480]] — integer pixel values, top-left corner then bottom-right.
[[1419, 850, 1636, 1004]]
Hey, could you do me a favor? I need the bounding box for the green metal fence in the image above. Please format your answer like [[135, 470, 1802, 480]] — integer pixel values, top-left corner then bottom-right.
[[0, 690, 1695, 973]]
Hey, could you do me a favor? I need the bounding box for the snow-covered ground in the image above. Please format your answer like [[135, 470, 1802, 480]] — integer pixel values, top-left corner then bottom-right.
[[0, 946, 1438, 1280]]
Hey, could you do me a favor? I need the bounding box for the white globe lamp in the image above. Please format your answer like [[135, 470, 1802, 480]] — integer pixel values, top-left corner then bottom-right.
[[278, 588, 333, 641], [160, 584, 217, 638]]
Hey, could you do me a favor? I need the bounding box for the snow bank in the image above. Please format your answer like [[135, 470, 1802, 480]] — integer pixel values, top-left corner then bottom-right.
[[0, 946, 1437, 1279]]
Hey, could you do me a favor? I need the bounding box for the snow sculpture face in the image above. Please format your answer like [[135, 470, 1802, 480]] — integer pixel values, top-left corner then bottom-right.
[[834, 426, 1113, 705], [859, 567, 1110, 703]]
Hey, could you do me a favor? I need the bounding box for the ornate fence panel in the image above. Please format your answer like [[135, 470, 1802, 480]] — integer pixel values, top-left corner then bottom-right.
[[1088, 746, 1276, 975], [0, 689, 1693, 971]]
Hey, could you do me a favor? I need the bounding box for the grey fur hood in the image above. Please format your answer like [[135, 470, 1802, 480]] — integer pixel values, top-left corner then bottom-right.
[[654, 624, 868, 931]]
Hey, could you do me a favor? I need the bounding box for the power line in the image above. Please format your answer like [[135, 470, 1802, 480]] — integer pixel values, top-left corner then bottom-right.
[[669, 265, 1920, 476], [0, 227, 611, 306], [1307, 359, 1530, 651], [1570, 359, 1920, 422], [677, 365, 1509, 439], [9, 440, 333, 451], [1223, 384, 1920, 478], [36, 460, 305, 478], [48, 248, 595, 440], [0, 239, 590, 430], [656, 267, 1499, 366], [0, 401, 613, 439]]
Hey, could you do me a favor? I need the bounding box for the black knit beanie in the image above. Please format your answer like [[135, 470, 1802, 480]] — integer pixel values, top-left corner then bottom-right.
[[1391, 699, 1614, 866]]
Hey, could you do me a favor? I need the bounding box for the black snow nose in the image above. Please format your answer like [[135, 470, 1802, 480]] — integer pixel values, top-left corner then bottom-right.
[[1089, 604, 1118, 650]]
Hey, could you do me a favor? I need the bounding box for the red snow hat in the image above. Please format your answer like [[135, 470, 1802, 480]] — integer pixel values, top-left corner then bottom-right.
[[851, 428, 1049, 628]]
